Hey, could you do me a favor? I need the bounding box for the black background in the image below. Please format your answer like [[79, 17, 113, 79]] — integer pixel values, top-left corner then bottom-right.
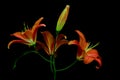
[[0, 0, 116, 80]]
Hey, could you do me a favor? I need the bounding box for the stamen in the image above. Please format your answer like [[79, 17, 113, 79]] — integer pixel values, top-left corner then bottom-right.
[[86, 42, 100, 52], [90, 42, 100, 49]]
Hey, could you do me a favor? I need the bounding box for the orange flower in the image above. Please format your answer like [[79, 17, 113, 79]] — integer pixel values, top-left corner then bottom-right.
[[69, 30, 102, 69], [37, 31, 68, 56], [8, 17, 46, 49]]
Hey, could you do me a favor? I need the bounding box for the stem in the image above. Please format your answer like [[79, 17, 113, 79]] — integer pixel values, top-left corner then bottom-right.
[[13, 50, 33, 69], [56, 31, 59, 36], [50, 55, 53, 72], [34, 51, 52, 63], [50, 30, 59, 80], [53, 57, 56, 80], [56, 60, 78, 72], [49, 55, 57, 80], [13, 50, 51, 69]]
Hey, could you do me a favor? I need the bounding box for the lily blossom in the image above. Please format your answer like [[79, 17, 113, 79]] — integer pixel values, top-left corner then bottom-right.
[[37, 31, 68, 56], [8, 17, 46, 49], [69, 30, 102, 69]]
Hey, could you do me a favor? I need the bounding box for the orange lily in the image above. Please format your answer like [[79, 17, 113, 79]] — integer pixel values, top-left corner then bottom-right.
[[8, 17, 46, 49], [69, 30, 102, 69], [37, 31, 68, 56]]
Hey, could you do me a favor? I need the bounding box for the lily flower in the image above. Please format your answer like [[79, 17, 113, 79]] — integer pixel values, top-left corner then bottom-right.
[[8, 17, 46, 49], [69, 30, 102, 69], [37, 31, 68, 56]]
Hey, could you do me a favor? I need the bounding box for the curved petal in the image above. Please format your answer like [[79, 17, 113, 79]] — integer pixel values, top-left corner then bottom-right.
[[55, 39, 68, 51], [84, 55, 94, 64], [55, 34, 68, 51], [32, 24, 46, 41], [84, 49, 102, 69], [68, 40, 79, 46], [8, 40, 28, 49], [32, 17, 44, 31], [23, 30, 33, 41], [86, 49, 99, 57], [11, 32, 28, 41], [95, 57, 102, 69], [76, 46, 84, 60], [56, 34, 67, 42], [41, 31, 55, 54], [32, 17, 46, 41], [36, 41, 50, 55], [84, 49, 99, 64], [75, 30, 88, 50], [68, 40, 83, 60]]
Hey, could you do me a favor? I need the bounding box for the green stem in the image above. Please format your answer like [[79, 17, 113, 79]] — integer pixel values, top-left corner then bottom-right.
[[50, 55, 53, 72], [50, 30, 59, 80], [53, 57, 56, 80], [13, 50, 33, 69], [49, 55, 57, 80], [34, 51, 52, 63], [13, 50, 51, 69], [56, 60, 78, 72], [56, 31, 59, 36]]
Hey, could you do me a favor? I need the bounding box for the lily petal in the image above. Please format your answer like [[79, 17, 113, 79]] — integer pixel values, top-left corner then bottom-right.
[[32, 24, 46, 42], [95, 57, 102, 69], [84, 55, 94, 64], [23, 30, 33, 41], [68, 40, 83, 60], [86, 49, 99, 57], [84, 49, 102, 69], [11, 32, 28, 41], [36, 41, 50, 55], [68, 40, 79, 46], [56, 34, 67, 41], [55, 39, 68, 52], [76, 46, 84, 60], [32, 17, 44, 32], [8, 40, 28, 49], [32, 17, 46, 41], [75, 30, 88, 50], [41, 31, 55, 54], [55, 34, 68, 50]]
